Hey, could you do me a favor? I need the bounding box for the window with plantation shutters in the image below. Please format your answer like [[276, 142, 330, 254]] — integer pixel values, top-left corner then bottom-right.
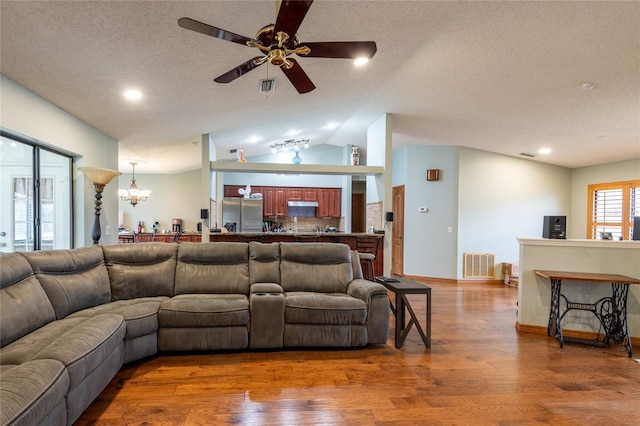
[[587, 180, 640, 240]]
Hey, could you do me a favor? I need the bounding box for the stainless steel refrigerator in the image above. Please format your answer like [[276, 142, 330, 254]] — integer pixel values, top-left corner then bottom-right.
[[221, 198, 264, 232]]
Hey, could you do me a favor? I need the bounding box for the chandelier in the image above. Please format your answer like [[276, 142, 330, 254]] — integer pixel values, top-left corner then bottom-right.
[[270, 138, 310, 153], [118, 162, 151, 207]]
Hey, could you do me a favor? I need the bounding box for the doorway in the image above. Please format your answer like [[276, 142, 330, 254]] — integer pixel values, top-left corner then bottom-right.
[[391, 185, 405, 276], [351, 181, 366, 233]]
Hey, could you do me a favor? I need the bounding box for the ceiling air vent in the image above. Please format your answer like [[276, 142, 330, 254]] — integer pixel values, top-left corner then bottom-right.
[[519, 152, 536, 158], [259, 78, 276, 93]]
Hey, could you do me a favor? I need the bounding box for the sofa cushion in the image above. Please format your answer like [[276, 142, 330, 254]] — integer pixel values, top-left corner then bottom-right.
[[67, 296, 168, 339], [175, 243, 250, 295], [0, 314, 126, 390], [284, 292, 367, 325], [20, 246, 111, 319], [159, 294, 249, 327], [102, 243, 177, 300], [249, 242, 280, 285], [0, 360, 69, 426], [0, 253, 56, 348], [280, 243, 353, 293]]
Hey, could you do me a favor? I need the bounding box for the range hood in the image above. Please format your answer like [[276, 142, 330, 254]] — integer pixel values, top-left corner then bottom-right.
[[287, 201, 319, 207]]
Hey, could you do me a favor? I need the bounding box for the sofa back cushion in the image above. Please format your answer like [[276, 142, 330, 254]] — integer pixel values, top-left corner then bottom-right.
[[175, 242, 250, 295], [249, 242, 280, 285], [102, 243, 177, 300], [279, 243, 353, 293], [21, 246, 110, 319], [0, 253, 56, 347]]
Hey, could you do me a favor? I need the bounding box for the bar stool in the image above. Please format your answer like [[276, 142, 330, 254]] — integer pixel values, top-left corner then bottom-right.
[[357, 236, 380, 281]]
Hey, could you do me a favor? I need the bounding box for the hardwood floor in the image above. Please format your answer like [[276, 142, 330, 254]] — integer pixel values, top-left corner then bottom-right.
[[77, 280, 640, 425]]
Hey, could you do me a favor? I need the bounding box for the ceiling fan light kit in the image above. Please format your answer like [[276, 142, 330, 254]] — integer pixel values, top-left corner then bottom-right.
[[178, 0, 376, 94]]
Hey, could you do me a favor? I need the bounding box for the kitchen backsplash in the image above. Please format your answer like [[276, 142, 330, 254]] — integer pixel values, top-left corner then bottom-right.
[[275, 216, 342, 232]]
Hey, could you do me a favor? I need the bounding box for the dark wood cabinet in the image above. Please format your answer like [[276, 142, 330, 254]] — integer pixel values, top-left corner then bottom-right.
[[224, 185, 340, 218], [275, 188, 287, 215], [286, 188, 303, 201], [317, 188, 342, 218], [224, 185, 244, 198], [303, 188, 317, 201], [262, 187, 275, 216]]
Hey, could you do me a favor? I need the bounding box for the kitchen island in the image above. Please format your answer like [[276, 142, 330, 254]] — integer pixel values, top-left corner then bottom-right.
[[209, 232, 384, 278]]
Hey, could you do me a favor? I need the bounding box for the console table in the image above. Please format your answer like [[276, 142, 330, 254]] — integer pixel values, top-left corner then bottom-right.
[[375, 276, 431, 349], [534, 270, 640, 357]]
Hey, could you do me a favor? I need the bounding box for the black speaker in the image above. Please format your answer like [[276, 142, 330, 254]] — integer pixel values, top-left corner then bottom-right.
[[385, 212, 394, 222], [633, 216, 640, 241], [543, 216, 566, 239], [200, 209, 208, 220]]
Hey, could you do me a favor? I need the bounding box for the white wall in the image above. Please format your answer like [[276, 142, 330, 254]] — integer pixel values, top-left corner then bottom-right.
[[458, 148, 572, 278], [118, 169, 202, 233], [570, 158, 640, 239], [1, 76, 119, 246], [391, 145, 573, 280]]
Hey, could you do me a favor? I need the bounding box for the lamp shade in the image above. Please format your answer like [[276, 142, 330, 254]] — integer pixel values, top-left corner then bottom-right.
[[78, 167, 122, 185]]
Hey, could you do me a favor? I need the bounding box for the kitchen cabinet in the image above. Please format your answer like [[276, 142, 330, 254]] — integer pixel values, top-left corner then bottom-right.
[[262, 187, 287, 217], [286, 188, 303, 201], [317, 188, 342, 218], [225, 185, 339, 218], [303, 189, 317, 201], [224, 185, 244, 198]]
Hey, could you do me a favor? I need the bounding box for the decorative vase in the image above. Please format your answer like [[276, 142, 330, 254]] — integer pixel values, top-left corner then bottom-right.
[[351, 147, 360, 166], [292, 146, 302, 164]]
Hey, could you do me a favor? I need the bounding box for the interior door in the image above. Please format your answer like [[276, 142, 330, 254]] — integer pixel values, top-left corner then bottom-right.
[[391, 185, 405, 276], [351, 192, 365, 233]]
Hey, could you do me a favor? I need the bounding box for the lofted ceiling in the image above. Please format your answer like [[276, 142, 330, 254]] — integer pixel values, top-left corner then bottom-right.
[[1, 1, 638, 174]]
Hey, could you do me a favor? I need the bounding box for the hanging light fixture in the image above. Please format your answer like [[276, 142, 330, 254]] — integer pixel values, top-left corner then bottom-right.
[[269, 138, 310, 153], [118, 162, 151, 207]]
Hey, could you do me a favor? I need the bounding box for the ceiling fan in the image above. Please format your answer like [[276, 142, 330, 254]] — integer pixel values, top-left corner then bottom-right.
[[178, 0, 377, 94]]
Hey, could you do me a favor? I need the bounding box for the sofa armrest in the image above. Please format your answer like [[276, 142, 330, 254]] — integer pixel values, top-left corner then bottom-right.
[[347, 279, 388, 304], [250, 283, 283, 295]]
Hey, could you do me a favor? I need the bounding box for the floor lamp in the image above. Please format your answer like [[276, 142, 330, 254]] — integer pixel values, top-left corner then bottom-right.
[[78, 167, 122, 245]]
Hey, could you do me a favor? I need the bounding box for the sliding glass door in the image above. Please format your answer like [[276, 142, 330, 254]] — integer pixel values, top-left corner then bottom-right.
[[0, 133, 72, 252]]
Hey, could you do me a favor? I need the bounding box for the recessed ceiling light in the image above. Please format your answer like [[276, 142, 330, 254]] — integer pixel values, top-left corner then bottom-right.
[[354, 57, 369, 66], [580, 82, 597, 91], [326, 122, 338, 129], [538, 148, 552, 155], [124, 89, 142, 101], [287, 129, 299, 137], [248, 136, 260, 143]]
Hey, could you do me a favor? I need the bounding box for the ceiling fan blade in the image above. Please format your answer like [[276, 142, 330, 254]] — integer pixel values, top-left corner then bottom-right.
[[178, 17, 253, 46], [299, 41, 377, 59], [280, 58, 316, 94], [274, 0, 313, 38], [214, 57, 265, 83]]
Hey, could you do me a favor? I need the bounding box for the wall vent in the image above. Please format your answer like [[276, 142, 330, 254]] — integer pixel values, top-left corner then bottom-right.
[[463, 253, 495, 278], [519, 152, 536, 158]]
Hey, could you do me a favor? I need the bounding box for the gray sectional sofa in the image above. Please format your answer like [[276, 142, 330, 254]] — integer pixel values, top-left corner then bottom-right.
[[0, 242, 390, 426]]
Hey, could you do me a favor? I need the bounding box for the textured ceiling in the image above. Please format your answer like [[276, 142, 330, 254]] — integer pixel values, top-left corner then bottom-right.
[[1, 1, 638, 173]]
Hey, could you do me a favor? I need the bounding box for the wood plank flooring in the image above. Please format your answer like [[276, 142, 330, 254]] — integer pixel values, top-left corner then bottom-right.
[[77, 280, 640, 425]]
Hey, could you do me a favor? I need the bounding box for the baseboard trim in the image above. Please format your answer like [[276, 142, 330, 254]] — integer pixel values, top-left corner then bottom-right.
[[515, 321, 640, 347], [402, 275, 504, 286]]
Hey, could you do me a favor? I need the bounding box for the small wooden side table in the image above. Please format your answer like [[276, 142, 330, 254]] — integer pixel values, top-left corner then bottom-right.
[[375, 276, 431, 349]]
